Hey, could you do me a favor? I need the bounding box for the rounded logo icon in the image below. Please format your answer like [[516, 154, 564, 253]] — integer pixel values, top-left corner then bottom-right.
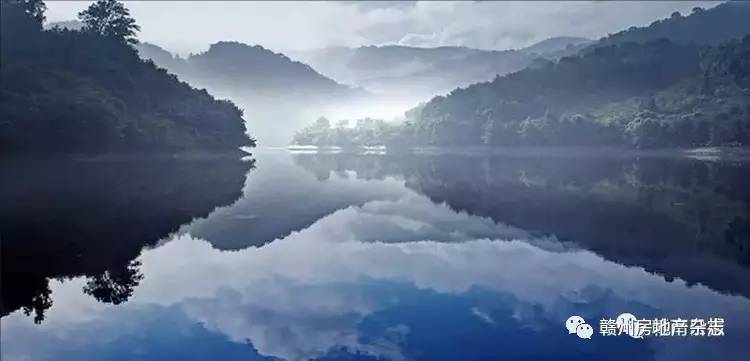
[[616, 313, 643, 338], [566, 315, 585, 334], [576, 323, 594, 339]]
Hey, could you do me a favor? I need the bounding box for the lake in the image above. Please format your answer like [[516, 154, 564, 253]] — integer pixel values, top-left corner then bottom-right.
[[1, 149, 749, 361]]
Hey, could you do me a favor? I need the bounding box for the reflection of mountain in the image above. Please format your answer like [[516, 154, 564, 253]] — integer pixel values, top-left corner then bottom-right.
[[4, 153, 750, 360], [185, 153, 406, 250], [0, 155, 254, 322], [292, 152, 750, 297], [288, 37, 591, 98]]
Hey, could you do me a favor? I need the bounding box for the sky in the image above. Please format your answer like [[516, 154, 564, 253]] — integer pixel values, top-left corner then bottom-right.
[[46, 1, 721, 55]]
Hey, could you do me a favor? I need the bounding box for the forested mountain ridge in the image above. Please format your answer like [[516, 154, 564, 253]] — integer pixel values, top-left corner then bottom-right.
[[288, 37, 591, 97], [598, 2, 750, 47], [411, 39, 706, 146], [135, 41, 359, 98], [0, 1, 253, 153], [292, 2, 750, 148], [521, 36, 592, 55], [404, 2, 750, 148]]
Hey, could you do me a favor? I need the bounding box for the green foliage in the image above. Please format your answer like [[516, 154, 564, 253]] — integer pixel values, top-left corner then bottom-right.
[[319, 35, 749, 149], [3, 0, 46, 24], [300, 34, 749, 149], [357, 38, 703, 148], [610, 35, 750, 148], [302, 2, 750, 150], [78, 0, 140, 45], [292, 117, 411, 148], [599, 2, 750, 47], [0, 1, 253, 153]]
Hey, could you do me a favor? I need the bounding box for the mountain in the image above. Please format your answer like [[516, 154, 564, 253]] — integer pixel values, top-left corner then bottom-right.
[[295, 1, 750, 149], [599, 2, 750, 47], [293, 39, 706, 147], [520, 36, 592, 57], [133, 41, 177, 68], [1, 4, 252, 153], [288, 37, 591, 98], [135, 41, 372, 146], [45, 19, 83, 31], [136, 41, 358, 99]]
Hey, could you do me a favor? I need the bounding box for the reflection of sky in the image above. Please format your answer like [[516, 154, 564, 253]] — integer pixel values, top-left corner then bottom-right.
[[3, 153, 750, 361]]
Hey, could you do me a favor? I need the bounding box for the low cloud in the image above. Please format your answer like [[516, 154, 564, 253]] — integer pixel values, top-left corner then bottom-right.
[[46, 1, 720, 55]]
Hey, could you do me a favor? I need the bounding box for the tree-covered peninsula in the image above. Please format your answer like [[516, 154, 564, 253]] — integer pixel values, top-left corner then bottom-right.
[[1, 0, 254, 153]]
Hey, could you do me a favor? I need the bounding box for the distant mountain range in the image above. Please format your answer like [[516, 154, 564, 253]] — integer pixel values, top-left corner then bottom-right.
[[132, 41, 373, 146], [288, 37, 591, 97], [135, 41, 359, 100], [47, 19, 360, 100], [293, 1, 750, 149], [44, 19, 83, 31], [48, 18, 589, 104]]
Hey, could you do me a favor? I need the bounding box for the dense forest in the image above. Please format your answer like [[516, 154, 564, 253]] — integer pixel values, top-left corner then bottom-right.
[[0, 0, 253, 153], [293, 2, 750, 149]]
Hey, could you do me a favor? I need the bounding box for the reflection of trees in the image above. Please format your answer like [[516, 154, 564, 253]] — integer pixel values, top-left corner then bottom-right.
[[83, 260, 144, 305], [726, 216, 750, 267], [21, 283, 51, 325], [293, 152, 750, 297], [1, 155, 254, 323]]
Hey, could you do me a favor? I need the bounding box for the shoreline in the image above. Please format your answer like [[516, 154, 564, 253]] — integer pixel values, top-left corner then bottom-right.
[[283, 145, 750, 161]]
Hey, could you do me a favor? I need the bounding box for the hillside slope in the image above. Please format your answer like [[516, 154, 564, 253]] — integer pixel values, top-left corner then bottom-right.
[[1, 4, 253, 153], [136, 41, 358, 99], [293, 2, 750, 148], [402, 2, 750, 147], [289, 37, 591, 97]]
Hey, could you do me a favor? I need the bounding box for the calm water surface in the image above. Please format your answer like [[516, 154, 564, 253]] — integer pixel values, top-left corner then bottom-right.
[[1, 150, 749, 361]]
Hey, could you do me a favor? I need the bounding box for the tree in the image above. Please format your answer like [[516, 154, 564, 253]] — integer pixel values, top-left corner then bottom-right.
[[83, 261, 144, 305], [313, 116, 331, 129], [336, 119, 350, 128], [78, 0, 140, 45], [2, 0, 47, 27], [4, 0, 46, 24]]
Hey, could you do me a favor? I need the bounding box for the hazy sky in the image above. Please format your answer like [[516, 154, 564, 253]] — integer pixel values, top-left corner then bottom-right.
[[46, 1, 720, 55]]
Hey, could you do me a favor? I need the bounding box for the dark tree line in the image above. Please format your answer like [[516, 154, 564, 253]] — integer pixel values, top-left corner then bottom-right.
[[1, 157, 254, 323], [78, 0, 141, 45], [0, 0, 254, 153]]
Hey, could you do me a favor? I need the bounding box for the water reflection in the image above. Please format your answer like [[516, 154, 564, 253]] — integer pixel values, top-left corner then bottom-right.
[[293, 153, 750, 297], [0, 155, 254, 323], [184, 154, 407, 250], [1, 151, 749, 361]]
